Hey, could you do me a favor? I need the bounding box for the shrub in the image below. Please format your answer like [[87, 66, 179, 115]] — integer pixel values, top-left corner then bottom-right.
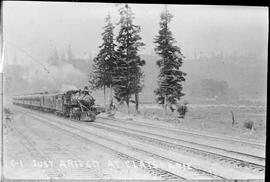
[[4, 108, 11, 115], [177, 101, 188, 118], [244, 120, 254, 130]]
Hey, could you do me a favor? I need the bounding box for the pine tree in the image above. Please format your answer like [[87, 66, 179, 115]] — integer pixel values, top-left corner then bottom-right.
[[90, 13, 117, 110], [154, 7, 186, 115], [113, 4, 145, 113]]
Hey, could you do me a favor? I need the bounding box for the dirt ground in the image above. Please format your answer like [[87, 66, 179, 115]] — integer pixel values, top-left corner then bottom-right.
[[2, 109, 160, 180]]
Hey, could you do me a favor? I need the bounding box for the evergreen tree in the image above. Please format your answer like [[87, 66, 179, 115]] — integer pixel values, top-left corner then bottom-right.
[[113, 4, 145, 113], [154, 7, 186, 115], [90, 13, 117, 110]]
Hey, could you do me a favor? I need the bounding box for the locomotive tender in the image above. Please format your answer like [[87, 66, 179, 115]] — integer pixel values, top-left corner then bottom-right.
[[13, 89, 105, 121]]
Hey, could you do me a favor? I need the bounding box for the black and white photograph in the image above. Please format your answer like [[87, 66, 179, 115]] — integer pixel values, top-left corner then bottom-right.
[[0, 1, 268, 181]]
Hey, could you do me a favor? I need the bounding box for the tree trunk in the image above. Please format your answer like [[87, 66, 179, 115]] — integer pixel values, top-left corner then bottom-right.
[[104, 85, 107, 112], [163, 95, 167, 116], [126, 97, 130, 114], [109, 85, 113, 109], [135, 93, 139, 113]]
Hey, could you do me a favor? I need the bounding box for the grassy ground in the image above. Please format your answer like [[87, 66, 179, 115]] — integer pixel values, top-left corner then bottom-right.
[[116, 102, 266, 142]]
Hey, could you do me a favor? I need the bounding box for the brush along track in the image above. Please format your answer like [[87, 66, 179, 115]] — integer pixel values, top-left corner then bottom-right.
[[99, 116, 265, 153], [84, 120, 265, 174], [15, 107, 264, 179]]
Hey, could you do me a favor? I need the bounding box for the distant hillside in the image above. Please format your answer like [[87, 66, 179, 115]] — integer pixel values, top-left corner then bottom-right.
[[61, 54, 268, 104], [182, 56, 267, 101], [5, 53, 267, 105], [66, 58, 91, 74], [138, 54, 267, 103]]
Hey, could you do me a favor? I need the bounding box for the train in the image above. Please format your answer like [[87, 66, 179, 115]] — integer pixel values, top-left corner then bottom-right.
[[13, 88, 105, 121]]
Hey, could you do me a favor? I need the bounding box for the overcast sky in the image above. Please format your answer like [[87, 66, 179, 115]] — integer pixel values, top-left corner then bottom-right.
[[3, 1, 268, 64]]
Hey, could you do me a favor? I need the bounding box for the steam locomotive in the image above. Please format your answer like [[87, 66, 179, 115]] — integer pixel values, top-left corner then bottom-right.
[[13, 89, 105, 121]]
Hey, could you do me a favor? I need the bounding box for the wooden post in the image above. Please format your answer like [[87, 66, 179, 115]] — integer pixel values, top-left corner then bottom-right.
[[231, 110, 235, 126]]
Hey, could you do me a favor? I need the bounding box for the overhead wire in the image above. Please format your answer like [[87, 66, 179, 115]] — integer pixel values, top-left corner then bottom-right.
[[4, 40, 61, 89]]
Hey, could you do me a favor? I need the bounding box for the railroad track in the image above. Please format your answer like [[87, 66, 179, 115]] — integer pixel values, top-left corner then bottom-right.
[[5, 118, 64, 179], [14, 109, 185, 180], [13, 106, 263, 178], [17, 116, 107, 179], [85, 121, 265, 174], [99, 116, 265, 151], [15, 107, 226, 180], [96, 119, 265, 162]]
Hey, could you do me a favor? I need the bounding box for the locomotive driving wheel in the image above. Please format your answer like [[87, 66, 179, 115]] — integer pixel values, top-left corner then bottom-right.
[[80, 111, 96, 122], [70, 107, 81, 120]]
